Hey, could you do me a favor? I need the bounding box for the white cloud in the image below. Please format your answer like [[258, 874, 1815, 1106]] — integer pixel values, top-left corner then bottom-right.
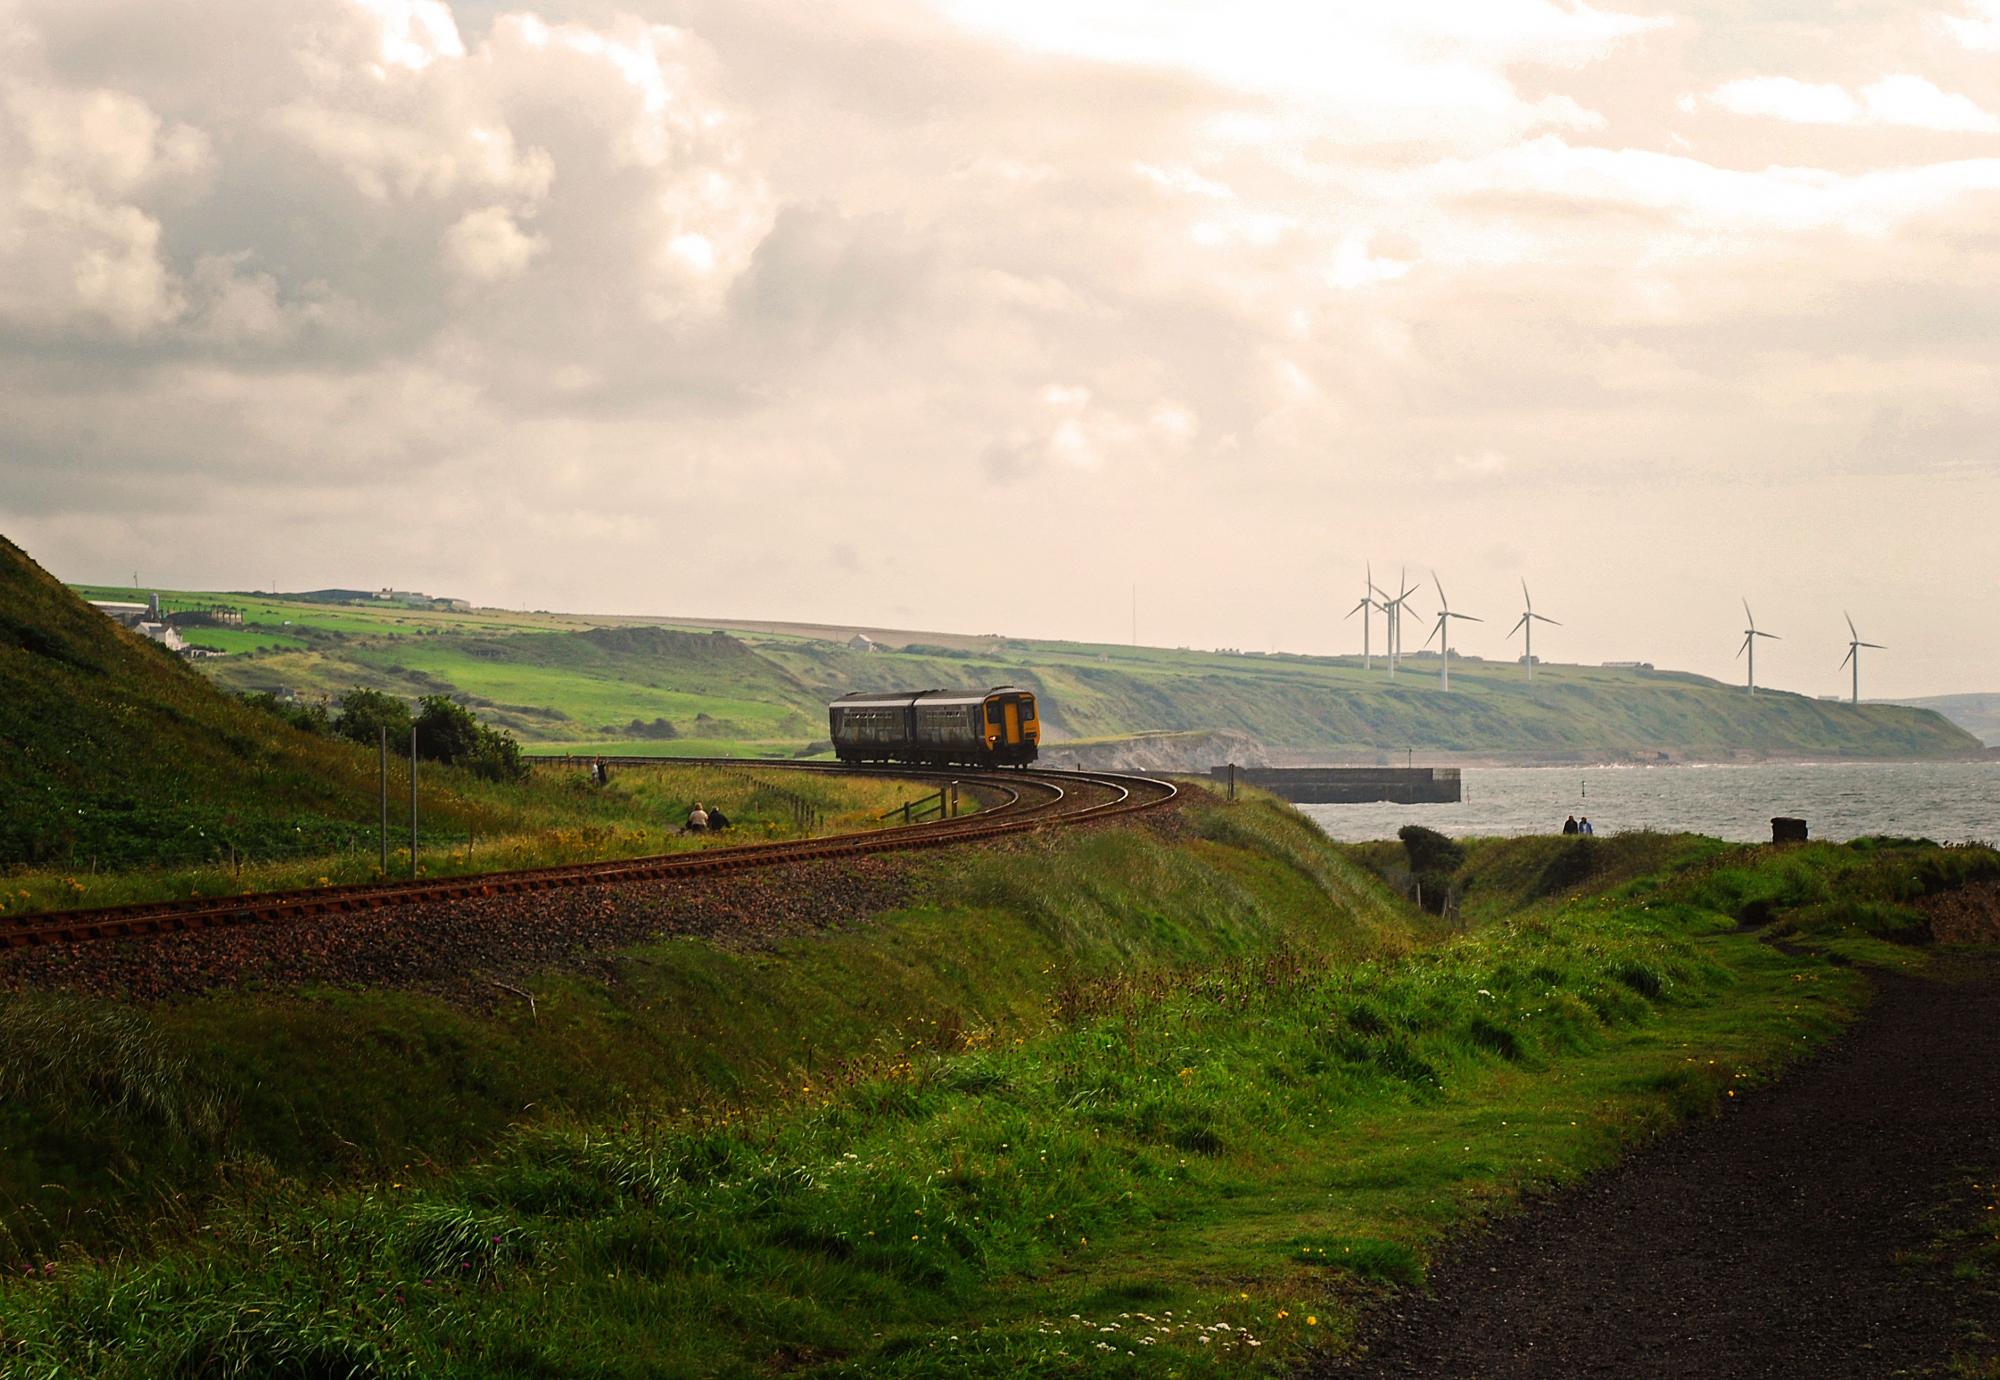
[[1938, 0, 2000, 51], [1705, 74, 2000, 133], [930, 0, 1657, 145], [1416, 136, 2000, 236], [349, 0, 465, 72], [444, 206, 544, 281]]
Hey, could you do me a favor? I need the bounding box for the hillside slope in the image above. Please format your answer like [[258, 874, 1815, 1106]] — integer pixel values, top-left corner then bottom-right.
[[163, 580, 1983, 761], [1884, 693, 2000, 747], [1, 538, 435, 867]]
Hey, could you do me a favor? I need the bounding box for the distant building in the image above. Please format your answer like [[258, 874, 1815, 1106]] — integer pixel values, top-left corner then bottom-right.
[[1601, 661, 1655, 670], [88, 600, 150, 628], [134, 621, 187, 653], [847, 634, 880, 653], [430, 597, 472, 612]]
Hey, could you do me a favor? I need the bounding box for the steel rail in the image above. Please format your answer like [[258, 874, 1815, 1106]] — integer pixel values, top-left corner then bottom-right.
[[0, 762, 1175, 951]]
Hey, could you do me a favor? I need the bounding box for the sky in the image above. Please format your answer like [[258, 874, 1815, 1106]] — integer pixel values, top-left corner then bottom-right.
[[0, 0, 1996, 699]]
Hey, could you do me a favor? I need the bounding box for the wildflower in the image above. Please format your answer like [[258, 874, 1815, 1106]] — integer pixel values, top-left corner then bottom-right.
[[1307, 1316, 1318, 1327]]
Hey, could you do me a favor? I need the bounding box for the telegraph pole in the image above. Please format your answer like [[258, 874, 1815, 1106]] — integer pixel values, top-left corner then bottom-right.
[[378, 727, 389, 874], [409, 726, 419, 878]]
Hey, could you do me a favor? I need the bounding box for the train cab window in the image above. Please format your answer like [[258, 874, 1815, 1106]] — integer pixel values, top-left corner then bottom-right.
[[985, 702, 1002, 724]]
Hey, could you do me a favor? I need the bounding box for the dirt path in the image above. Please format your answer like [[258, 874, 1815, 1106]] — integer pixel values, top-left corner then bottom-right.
[[1314, 954, 2000, 1379]]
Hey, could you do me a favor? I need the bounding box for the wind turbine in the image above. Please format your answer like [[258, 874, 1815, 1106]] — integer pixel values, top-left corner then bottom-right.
[[1424, 574, 1482, 690], [1840, 612, 1884, 706], [1738, 600, 1779, 694], [1346, 563, 1381, 670], [1375, 569, 1420, 678], [1508, 580, 1560, 680]]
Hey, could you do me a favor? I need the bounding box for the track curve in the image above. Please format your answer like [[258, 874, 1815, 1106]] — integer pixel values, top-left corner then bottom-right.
[[0, 761, 1176, 951]]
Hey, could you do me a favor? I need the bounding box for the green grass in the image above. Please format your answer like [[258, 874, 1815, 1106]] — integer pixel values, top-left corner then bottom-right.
[[3, 805, 1983, 1376], [0, 763, 935, 919]]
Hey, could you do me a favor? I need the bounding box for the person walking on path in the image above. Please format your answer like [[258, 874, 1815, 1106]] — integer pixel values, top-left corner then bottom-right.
[[1563, 815, 1579, 835], [1578, 816, 1595, 836]]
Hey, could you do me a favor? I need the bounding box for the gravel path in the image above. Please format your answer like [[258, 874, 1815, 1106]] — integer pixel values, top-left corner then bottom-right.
[[1315, 953, 2000, 1379]]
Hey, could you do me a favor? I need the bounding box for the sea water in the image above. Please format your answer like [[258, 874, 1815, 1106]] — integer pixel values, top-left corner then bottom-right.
[[1298, 761, 2000, 845]]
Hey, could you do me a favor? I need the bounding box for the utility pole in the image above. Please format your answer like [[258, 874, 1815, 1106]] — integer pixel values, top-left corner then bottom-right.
[[1131, 584, 1137, 648], [409, 726, 419, 878], [378, 727, 388, 873]]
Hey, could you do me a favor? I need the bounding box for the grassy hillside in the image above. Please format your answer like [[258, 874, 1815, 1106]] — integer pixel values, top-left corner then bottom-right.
[[0, 539, 432, 868], [0, 544, 916, 886], [1887, 692, 2000, 747], [5, 797, 1991, 1375], [105, 578, 1982, 761]]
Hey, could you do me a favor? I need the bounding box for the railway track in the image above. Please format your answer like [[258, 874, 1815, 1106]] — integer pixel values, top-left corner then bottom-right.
[[0, 762, 1176, 952]]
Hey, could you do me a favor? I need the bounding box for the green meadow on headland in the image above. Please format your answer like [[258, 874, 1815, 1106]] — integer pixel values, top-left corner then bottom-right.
[[2, 783, 1994, 1377], [70, 578, 1983, 763]]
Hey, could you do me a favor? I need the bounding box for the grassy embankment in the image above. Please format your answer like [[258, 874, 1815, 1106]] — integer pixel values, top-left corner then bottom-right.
[[3, 787, 1993, 1378], [2, 542, 938, 917], [82, 579, 1982, 760], [0, 764, 936, 919]]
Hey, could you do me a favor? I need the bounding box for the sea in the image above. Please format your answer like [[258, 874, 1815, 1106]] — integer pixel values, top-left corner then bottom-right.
[[1298, 761, 2000, 845]]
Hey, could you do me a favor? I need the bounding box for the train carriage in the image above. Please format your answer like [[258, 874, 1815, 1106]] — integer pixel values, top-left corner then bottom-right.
[[828, 687, 1039, 767]]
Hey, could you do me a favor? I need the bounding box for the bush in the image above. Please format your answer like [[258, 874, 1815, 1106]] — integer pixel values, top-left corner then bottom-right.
[[1399, 825, 1465, 915], [333, 687, 413, 752], [415, 695, 526, 782], [240, 692, 331, 736]]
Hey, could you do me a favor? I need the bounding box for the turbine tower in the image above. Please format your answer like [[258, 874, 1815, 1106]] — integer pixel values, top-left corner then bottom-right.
[[1508, 580, 1560, 680], [1375, 569, 1420, 678], [1424, 573, 1482, 691], [1840, 612, 1884, 706], [1738, 599, 1779, 695], [1346, 563, 1381, 671]]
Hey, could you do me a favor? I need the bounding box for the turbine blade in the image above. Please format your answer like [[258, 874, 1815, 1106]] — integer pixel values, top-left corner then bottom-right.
[[1861, 641, 1885, 650], [1509, 615, 1528, 635], [1521, 577, 1531, 609], [1743, 597, 1754, 628], [1455, 612, 1484, 622], [1534, 614, 1562, 626], [1432, 572, 1447, 606], [1840, 647, 1854, 669], [1845, 611, 1857, 639], [1736, 635, 1749, 658]]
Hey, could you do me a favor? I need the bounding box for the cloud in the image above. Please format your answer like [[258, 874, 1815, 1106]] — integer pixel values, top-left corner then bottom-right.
[[1, 0, 1999, 693], [443, 205, 544, 281], [1706, 73, 2000, 133], [1938, 0, 2000, 51]]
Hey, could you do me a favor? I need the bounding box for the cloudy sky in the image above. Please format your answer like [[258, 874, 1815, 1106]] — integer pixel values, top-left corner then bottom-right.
[[1, 0, 1996, 697]]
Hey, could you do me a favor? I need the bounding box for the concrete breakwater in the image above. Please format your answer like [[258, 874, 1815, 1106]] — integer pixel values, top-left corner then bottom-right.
[[1214, 765, 1461, 804]]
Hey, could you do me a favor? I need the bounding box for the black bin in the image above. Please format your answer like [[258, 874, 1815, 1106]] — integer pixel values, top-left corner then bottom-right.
[[1771, 817, 1808, 844]]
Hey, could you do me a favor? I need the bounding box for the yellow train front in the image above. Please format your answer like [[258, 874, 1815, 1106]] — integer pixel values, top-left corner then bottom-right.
[[828, 687, 1040, 767]]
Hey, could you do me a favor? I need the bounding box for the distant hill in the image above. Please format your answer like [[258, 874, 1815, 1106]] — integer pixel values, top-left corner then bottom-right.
[[128, 577, 1985, 765], [1, 538, 471, 868], [1880, 694, 2000, 747]]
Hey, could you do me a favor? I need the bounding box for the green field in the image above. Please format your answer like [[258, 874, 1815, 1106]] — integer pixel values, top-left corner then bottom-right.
[[3, 793, 1991, 1376], [72, 580, 1982, 762]]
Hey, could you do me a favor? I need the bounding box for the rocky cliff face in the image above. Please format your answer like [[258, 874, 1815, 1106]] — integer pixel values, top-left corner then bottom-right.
[[1034, 729, 1270, 773]]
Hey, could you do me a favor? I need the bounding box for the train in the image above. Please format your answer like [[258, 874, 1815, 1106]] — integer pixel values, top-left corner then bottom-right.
[[828, 687, 1040, 767]]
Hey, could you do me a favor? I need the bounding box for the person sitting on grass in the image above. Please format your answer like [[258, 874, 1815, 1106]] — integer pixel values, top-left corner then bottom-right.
[[706, 806, 731, 831], [685, 802, 709, 833]]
